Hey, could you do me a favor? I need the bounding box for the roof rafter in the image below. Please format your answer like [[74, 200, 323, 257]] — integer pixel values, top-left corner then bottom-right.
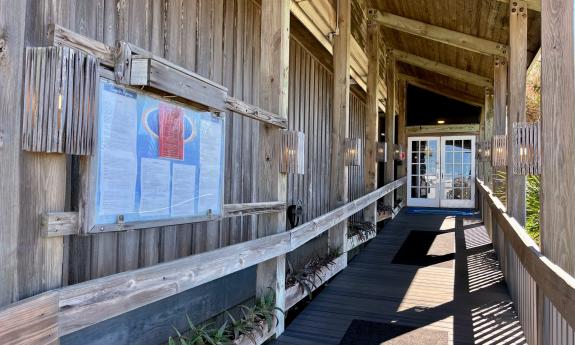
[[390, 49, 493, 88], [398, 73, 484, 107], [368, 9, 508, 58]]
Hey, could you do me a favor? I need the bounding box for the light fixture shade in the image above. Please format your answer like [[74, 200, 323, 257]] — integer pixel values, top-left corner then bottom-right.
[[482, 140, 491, 161], [280, 130, 305, 174], [512, 121, 541, 175], [22, 46, 98, 155], [345, 138, 362, 166], [393, 144, 405, 161], [376, 142, 387, 162], [492, 135, 507, 167]]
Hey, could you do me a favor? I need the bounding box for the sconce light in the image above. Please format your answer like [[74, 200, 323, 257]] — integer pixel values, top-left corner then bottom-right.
[[512, 121, 541, 175], [22, 46, 98, 155], [345, 138, 362, 166], [376, 142, 387, 162], [393, 144, 405, 161], [280, 130, 305, 174], [492, 135, 507, 167], [482, 140, 491, 161]]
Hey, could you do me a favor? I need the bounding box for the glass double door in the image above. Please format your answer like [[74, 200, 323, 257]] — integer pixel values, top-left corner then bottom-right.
[[407, 136, 476, 208]]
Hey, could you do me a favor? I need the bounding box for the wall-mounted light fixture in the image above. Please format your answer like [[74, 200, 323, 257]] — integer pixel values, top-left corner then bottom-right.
[[483, 140, 491, 161], [280, 130, 305, 174], [394, 144, 405, 161], [491, 135, 507, 168], [22, 46, 98, 155], [512, 122, 541, 175], [376, 142, 387, 162], [437, 119, 445, 124], [345, 138, 362, 166]]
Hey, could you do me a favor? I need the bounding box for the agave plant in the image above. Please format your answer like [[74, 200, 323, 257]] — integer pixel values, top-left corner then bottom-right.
[[347, 221, 376, 241], [168, 316, 230, 345], [285, 250, 340, 299]]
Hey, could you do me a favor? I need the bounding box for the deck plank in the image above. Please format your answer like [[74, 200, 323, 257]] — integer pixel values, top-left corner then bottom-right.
[[273, 210, 526, 345]]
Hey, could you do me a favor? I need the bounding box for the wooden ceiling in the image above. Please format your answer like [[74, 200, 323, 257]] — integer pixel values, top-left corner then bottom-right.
[[366, 0, 541, 101]]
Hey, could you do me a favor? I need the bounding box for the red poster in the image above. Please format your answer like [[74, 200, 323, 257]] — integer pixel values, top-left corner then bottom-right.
[[158, 103, 184, 160]]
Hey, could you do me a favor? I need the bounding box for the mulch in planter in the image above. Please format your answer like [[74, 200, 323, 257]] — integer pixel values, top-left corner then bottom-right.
[[339, 319, 448, 345], [391, 230, 454, 268]]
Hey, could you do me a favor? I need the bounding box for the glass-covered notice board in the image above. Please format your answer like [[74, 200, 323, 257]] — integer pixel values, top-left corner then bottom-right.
[[89, 78, 225, 232]]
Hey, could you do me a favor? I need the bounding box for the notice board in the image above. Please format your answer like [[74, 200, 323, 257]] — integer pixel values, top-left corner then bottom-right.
[[91, 78, 225, 231]]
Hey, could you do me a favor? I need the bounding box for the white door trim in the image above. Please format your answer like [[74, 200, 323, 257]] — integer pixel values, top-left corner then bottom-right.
[[407, 136, 441, 207], [439, 135, 476, 209]]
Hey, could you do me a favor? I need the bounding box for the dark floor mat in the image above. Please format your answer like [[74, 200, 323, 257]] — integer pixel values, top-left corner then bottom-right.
[[391, 230, 454, 267], [339, 319, 448, 345]]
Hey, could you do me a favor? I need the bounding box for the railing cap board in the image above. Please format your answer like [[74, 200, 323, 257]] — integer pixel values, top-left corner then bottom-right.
[[476, 178, 575, 329]]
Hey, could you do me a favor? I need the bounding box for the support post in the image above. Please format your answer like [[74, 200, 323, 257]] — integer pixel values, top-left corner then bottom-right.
[[484, 88, 494, 188], [493, 57, 508, 205], [507, 0, 527, 225], [364, 21, 379, 224], [541, 0, 575, 277], [329, 0, 351, 260], [256, 0, 290, 336], [397, 80, 407, 204], [384, 51, 396, 207]]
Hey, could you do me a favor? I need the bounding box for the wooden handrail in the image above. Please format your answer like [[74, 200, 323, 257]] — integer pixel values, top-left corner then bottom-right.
[[0, 178, 406, 343], [476, 178, 575, 328]]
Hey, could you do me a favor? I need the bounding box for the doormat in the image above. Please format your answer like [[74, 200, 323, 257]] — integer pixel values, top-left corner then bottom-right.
[[339, 319, 448, 345], [406, 207, 478, 216], [391, 230, 454, 267]]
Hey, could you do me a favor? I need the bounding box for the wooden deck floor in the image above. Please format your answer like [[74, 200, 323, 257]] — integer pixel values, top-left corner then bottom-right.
[[273, 210, 526, 345]]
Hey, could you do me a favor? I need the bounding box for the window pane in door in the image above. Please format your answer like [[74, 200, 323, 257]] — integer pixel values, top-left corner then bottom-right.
[[446, 140, 453, 150], [412, 176, 419, 186], [411, 188, 418, 198], [412, 164, 418, 174], [464, 140, 472, 150], [412, 141, 419, 151], [444, 151, 453, 164], [454, 151, 462, 164]]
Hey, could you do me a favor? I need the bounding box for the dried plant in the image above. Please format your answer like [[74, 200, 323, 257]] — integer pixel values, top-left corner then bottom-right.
[[347, 220, 376, 241], [285, 250, 340, 299]]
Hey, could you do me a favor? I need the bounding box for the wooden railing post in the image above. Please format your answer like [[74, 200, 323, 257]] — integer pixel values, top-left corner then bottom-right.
[[506, 0, 528, 225], [484, 88, 494, 188], [363, 20, 380, 225], [397, 80, 407, 204], [328, 0, 351, 260], [256, 0, 290, 336], [493, 57, 508, 206], [384, 50, 396, 208]]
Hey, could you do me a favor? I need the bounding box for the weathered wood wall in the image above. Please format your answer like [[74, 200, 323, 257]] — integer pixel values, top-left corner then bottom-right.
[[285, 34, 333, 269], [60, 0, 264, 284], [348, 89, 367, 221]]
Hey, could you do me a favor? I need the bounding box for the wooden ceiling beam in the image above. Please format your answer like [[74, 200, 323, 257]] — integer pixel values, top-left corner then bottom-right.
[[390, 49, 493, 88], [398, 73, 484, 107], [368, 10, 508, 58], [495, 0, 541, 12]]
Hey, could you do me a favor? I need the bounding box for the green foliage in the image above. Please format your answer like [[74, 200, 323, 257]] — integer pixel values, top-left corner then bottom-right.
[[285, 251, 340, 299], [525, 175, 541, 245], [169, 289, 280, 345], [347, 221, 376, 241], [493, 169, 507, 206]]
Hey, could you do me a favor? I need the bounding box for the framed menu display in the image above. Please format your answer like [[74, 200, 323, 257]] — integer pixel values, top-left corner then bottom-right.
[[89, 78, 225, 232]]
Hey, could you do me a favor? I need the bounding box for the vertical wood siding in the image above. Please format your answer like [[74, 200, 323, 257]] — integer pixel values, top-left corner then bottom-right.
[[28, 0, 265, 283], [286, 37, 334, 268], [348, 90, 367, 221]]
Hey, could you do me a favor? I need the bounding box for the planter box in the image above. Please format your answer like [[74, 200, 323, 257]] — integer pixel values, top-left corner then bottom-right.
[[377, 210, 392, 222], [232, 320, 275, 345], [346, 230, 377, 252], [284, 255, 347, 310]]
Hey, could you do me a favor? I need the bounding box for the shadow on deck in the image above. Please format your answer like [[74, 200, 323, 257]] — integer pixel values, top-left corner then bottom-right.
[[273, 210, 526, 345]]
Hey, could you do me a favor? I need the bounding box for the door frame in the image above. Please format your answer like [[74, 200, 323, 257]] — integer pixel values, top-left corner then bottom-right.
[[407, 136, 441, 207]]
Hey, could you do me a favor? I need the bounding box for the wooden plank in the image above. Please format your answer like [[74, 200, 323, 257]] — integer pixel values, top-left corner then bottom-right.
[[477, 179, 575, 329], [495, 0, 541, 11], [540, 0, 575, 276], [223, 202, 287, 218], [363, 22, 379, 225], [368, 10, 508, 57], [0, 291, 59, 345], [397, 79, 407, 204], [257, 0, 291, 336], [329, 0, 351, 259], [346, 230, 377, 252], [506, 0, 528, 226], [48, 24, 115, 66], [406, 124, 480, 135], [225, 96, 287, 128], [42, 212, 79, 237], [0, 0, 25, 307], [391, 49, 493, 88], [285, 255, 346, 309]]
